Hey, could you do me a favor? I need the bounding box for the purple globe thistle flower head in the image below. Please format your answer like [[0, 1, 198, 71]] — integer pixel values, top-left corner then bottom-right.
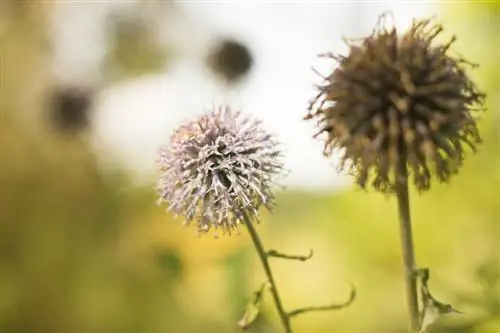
[[156, 105, 286, 236]]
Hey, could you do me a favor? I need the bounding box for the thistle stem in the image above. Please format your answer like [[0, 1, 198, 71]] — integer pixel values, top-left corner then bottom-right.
[[395, 164, 420, 333], [242, 214, 292, 333]]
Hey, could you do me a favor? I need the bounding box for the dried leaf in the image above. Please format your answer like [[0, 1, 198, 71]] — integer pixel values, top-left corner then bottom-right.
[[416, 268, 463, 332]]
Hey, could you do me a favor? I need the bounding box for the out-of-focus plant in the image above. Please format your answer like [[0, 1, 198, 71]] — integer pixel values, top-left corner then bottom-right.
[[104, 16, 169, 82], [206, 38, 254, 86], [0, 118, 193, 333], [0, 3, 186, 332]]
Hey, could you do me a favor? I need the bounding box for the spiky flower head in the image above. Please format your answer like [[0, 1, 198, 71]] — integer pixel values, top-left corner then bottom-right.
[[156, 105, 285, 236], [305, 15, 485, 192]]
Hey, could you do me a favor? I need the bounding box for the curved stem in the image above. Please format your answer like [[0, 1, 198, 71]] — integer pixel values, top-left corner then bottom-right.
[[288, 284, 356, 318], [242, 214, 292, 333], [396, 163, 420, 333]]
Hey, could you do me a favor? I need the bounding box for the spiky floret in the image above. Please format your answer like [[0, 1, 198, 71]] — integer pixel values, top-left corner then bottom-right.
[[156, 105, 285, 236], [305, 16, 486, 192]]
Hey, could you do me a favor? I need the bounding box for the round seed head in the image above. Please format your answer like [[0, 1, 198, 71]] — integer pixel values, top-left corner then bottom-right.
[[207, 38, 253, 84], [156, 105, 285, 236], [305, 15, 486, 192], [49, 86, 92, 133]]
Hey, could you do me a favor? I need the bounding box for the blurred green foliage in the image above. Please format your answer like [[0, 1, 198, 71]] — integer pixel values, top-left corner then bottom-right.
[[1, 2, 499, 333], [104, 16, 170, 82]]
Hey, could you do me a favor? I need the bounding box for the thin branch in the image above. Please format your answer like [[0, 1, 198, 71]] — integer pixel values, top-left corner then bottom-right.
[[266, 249, 314, 262], [288, 283, 356, 318]]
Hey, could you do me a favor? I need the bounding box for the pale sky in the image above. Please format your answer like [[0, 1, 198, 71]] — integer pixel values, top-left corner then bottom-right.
[[51, 1, 438, 190]]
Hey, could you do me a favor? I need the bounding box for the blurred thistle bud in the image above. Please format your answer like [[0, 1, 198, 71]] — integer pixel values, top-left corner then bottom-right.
[[207, 38, 253, 85], [305, 15, 486, 192], [156, 105, 285, 236], [48, 86, 93, 133]]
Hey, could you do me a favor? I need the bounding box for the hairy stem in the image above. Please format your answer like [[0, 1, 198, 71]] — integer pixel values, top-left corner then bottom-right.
[[395, 164, 420, 333], [242, 214, 292, 333]]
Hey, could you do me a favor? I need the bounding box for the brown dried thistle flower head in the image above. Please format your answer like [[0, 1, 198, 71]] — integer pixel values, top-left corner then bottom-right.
[[305, 15, 486, 192], [156, 105, 285, 236]]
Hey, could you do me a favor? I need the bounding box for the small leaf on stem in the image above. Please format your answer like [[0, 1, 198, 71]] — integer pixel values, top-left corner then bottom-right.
[[238, 282, 269, 330], [416, 268, 464, 333]]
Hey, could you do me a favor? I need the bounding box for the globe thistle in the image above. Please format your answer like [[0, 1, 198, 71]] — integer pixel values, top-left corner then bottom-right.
[[49, 86, 92, 133], [156, 105, 285, 236], [305, 16, 486, 192], [207, 38, 253, 84]]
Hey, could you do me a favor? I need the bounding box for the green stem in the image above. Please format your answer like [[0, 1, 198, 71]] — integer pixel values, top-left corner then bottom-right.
[[395, 164, 420, 333], [266, 249, 313, 261], [242, 214, 292, 333], [288, 285, 356, 318]]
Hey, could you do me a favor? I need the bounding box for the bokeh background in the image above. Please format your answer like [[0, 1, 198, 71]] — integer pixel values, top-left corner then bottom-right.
[[1, 1, 499, 333]]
